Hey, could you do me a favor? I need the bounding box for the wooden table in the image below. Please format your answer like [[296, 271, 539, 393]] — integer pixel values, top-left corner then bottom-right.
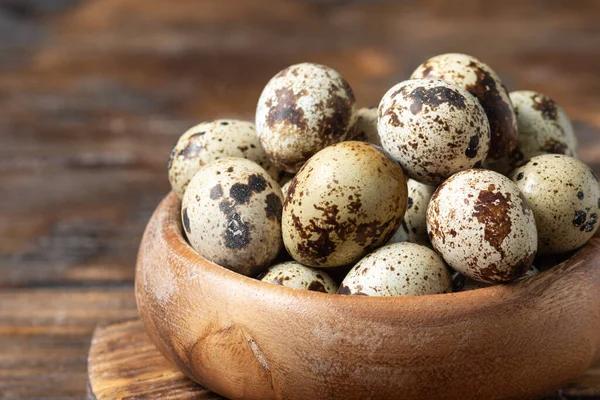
[[0, 1, 599, 398]]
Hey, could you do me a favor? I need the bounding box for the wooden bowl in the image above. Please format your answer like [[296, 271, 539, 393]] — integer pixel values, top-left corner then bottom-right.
[[135, 193, 600, 400]]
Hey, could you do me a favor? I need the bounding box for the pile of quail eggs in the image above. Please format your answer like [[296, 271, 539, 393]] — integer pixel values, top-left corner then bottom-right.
[[168, 54, 599, 296]]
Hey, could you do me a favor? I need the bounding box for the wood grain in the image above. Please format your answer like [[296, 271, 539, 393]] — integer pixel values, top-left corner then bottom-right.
[[88, 319, 600, 400], [87, 319, 223, 400], [1, 0, 599, 398]]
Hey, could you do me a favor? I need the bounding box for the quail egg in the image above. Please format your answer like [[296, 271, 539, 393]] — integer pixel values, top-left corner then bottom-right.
[[378, 78, 490, 185], [256, 63, 356, 172], [337, 242, 452, 296], [411, 53, 517, 173], [509, 154, 599, 255], [350, 106, 381, 146], [282, 141, 407, 267], [259, 261, 338, 293], [182, 157, 283, 276], [281, 179, 292, 202], [509, 90, 577, 166], [462, 265, 540, 291], [168, 119, 282, 198], [427, 169, 538, 283]]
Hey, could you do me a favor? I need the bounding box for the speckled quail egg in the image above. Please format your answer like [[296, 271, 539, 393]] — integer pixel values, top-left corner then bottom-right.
[[259, 261, 338, 293], [411, 53, 518, 173], [168, 119, 282, 198], [350, 106, 381, 146], [256, 63, 356, 172], [281, 179, 292, 202], [462, 265, 540, 291], [509, 90, 577, 166], [282, 141, 407, 267], [388, 179, 437, 245], [509, 154, 599, 255], [427, 169, 538, 283], [378, 78, 490, 185], [182, 157, 283, 276], [337, 242, 452, 296]]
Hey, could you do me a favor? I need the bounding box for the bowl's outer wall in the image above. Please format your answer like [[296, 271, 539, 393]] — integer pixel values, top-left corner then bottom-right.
[[135, 193, 600, 400]]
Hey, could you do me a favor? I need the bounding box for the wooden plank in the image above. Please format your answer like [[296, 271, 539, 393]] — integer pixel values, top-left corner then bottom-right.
[[88, 319, 600, 400], [0, 287, 137, 399]]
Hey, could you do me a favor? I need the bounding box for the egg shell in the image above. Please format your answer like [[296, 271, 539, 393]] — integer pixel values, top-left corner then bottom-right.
[[509, 154, 599, 255], [338, 242, 452, 296], [259, 261, 338, 293], [509, 90, 577, 166], [427, 169, 537, 283], [168, 119, 282, 198], [256, 63, 356, 172], [411, 53, 517, 172], [404, 179, 437, 244], [462, 265, 540, 291], [282, 141, 407, 267], [181, 157, 283, 276], [350, 106, 381, 146], [281, 179, 292, 202], [378, 78, 490, 185]]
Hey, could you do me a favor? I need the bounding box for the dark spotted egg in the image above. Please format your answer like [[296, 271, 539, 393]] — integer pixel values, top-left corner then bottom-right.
[[462, 265, 540, 291], [509, 91, 577, 166], [282, 141, 407, 268], [350, 106, 381, 146], [378, 78, 490, 185], [255, 63, 356, 173], [168, 120, 282, 198], [181, 158, 283, 276], [388, 179, 437, 246], [337, 242, 452, 296], [426, 169, 537, 283], [411, 53, 518, 174], [260, 261, 338, 293], [509, 154, 599, 255]]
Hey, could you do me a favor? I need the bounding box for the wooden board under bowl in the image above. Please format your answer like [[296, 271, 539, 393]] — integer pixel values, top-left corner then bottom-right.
[[87, 319, 600, 400]]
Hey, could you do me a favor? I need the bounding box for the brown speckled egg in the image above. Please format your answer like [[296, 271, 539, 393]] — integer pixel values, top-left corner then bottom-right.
[[168, 119, 282, 198], [259, 261, 338, 293], [427, 169, 537, 283], [282, 141, 407, 267], [337, 242, 452, 296], [387, 179, 436, 246], [411, 53, 517, 173], [509, 154, 599, 255], [350, 106, 381, 146], [182, 158, 283, 276], [378, 78, 490, 185], [509, 90, 577, 166], [462, 265, 540, 291], [256, 63, 356, 172]]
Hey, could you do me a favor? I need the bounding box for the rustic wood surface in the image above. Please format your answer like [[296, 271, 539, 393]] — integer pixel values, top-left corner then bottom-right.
[[1, 0, 600, 398], [88, 319, 600, 400]]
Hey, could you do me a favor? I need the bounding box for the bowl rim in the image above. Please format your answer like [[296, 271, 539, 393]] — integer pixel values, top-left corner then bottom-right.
[[160, 191, 585, 305]]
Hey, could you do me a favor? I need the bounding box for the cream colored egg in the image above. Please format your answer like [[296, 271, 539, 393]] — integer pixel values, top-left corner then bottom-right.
[[168, 119, 282, 198], [260, 261, 338, 293], [411, 53, 517, 173], [182, 158, 283, 276], [427, 169, 537, 283], [281, 179, 292, 202], [282, 141, 407, 267], [509, 154, 599, 255], [256, 63, 356, 172], [509, 90, 577, 166], [338, 242, 452, 296], [350, 106, 381, 146], [378, 78, 490, 185]]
